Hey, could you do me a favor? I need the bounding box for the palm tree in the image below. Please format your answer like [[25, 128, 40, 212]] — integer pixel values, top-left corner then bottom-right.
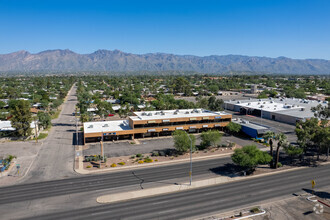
[[274, 133, 288, 169], [263, 131, 275, 168]]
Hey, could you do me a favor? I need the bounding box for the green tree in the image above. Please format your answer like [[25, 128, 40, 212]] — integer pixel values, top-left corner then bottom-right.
[[172, 130, 196, 153], [200, 130, 222, 148], [262, 131, 275, 167], [231, 145, 272, 173], [274, 133, 288, 169], [226, 122, 241, 134], [283, 145, 303, 164], [208, 96, 224, 111], [37, 112, 52, 129], [10, 100, 32, 137]]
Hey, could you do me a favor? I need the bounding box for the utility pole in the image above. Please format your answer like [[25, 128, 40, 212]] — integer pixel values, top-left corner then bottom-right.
[[100, 132, 105, 164], [34, 120, 38, 143], [75, 108, 78, 146]]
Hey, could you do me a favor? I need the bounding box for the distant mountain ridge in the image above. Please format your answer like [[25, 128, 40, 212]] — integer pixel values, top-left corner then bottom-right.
[[0, 49, 329, 74]]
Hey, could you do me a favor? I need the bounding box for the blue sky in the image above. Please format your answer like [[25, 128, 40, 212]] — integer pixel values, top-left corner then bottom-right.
[[0, 0, 329, 59]]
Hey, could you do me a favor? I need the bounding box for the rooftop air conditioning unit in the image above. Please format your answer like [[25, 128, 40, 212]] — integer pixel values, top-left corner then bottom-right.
[[263, 102, 266, 104], [173, 112, 177, 115], [260, 105, 264, 108], [270, 101, 274, 103], [248, 103, 251, 105], [88, 125, 93, 128], [142, 112, 147, 116], [185, 111, 189, 114], [102, 124, 109, 127], [301, 108, 305, 111], [148, 113, 152, 116]]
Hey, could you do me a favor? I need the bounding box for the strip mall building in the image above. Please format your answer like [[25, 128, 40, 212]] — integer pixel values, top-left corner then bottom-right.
[[83, 109, 232, 144]]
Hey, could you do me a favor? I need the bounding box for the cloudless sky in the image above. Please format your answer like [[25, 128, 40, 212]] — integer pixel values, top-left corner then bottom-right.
[[0, 0, 329, 59]]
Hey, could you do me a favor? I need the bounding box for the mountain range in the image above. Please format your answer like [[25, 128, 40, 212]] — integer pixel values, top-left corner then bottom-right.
[[0, 49, 329, 75]]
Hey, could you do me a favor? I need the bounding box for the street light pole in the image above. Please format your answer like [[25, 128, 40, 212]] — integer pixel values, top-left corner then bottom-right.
[[188, 134, 193, 186]]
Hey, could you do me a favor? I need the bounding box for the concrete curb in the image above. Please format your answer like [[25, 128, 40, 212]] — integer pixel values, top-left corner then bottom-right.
[[96, 161, 330, 204], [74, 151, 236, 175], [74, 146, 269, 175]]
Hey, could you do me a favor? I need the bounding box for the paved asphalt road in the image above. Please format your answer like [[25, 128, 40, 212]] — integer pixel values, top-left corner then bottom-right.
[[23, 85, 78, 183], [0, 156, 233, 205], [19, 163, 330, 220]]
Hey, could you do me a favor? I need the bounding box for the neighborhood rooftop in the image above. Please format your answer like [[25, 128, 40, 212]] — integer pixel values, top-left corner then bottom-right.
[[130, 109, 230, 121], [84, 120, 131, 134]]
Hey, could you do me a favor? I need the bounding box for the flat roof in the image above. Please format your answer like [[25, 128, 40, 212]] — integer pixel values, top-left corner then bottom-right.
[[130, 109, 230, 121], [84, 120, 132, 134], [225, 98, 327, 119]]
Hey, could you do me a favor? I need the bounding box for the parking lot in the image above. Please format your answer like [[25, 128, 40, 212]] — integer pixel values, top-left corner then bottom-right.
[[83, 134, 264, 158]]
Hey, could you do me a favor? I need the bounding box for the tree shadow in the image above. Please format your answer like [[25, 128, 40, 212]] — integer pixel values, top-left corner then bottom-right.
[[302, 188, 330, 200], [209, 163, 243, 177], [52, 123, 73, 127], [72, 132, 83, 145]]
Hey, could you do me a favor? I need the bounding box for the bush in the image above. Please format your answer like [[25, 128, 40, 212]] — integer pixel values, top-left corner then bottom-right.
[[228, 142, 236, 148], [250, 207, 260, 214], [138, 160, 144, 164], [155, 159, 158, 162], [117, 162, 126, 166], [200, 130, 222, 148], [130, 155, 136, 159], [130, 142, 135, 144], [151, 151, 159, 157], [277, 162, 283, 167], [144, 158, 153, 163], [111, 163, 117, 167], [86, 165, 91, 168], [136, 153, 143, 158]]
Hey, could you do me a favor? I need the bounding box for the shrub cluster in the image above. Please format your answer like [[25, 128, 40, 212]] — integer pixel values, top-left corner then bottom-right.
[[110, 163, 117, 167], [117, 162, 125, 166]]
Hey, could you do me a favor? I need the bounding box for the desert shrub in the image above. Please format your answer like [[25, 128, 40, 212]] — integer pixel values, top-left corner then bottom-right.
[[228, 142, 235, 148], [144, 158, 153, 163], [130, 142, 135, 144], [130, 155, 136, 159], [117, 162, 126, 166], [277, 162, 283, 167], [155, 159, 158, 162], [86, 165, 91, 168], [138, 160, 144, 164], [111, 163, 117, 167], [151, 151, 159, 157], [250, 207, 260, 213], [136, 153, 143, 158]]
